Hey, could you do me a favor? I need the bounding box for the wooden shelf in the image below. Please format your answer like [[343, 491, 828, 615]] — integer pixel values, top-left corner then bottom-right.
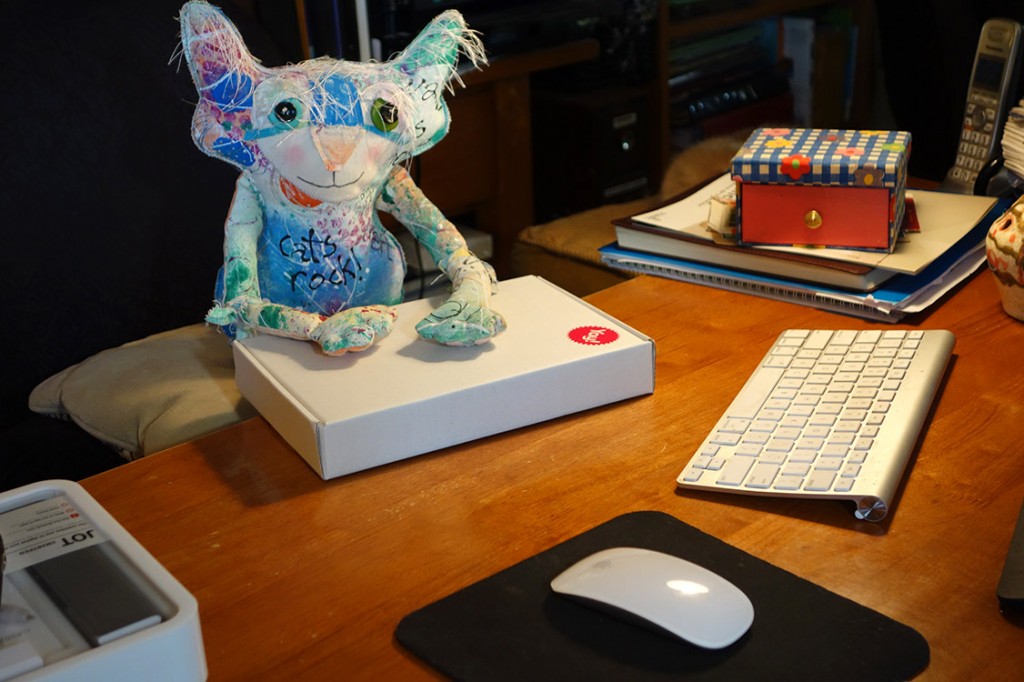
[[664, 0, 836, 41]]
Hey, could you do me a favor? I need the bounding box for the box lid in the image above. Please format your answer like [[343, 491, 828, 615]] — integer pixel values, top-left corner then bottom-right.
[[731, 128, 911, 188]]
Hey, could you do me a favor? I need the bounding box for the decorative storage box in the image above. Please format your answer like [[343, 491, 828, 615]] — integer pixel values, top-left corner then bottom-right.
[[731, 128, 911, 252]]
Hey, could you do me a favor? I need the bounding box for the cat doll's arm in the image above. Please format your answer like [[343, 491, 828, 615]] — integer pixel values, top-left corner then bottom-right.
[[378, 166, 506, 346], [206, 176, 394, 354], [205, 175, 323, 340]]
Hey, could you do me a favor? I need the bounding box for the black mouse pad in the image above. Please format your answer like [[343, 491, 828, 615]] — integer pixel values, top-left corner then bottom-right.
[[395, 511, 929, 681]]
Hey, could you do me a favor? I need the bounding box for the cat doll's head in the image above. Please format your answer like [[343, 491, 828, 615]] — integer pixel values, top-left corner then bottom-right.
[[179, 1, 484, 205]]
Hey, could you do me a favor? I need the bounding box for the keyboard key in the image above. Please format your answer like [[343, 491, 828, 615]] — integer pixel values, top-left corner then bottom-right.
[[802, 330, 833, 350], [805, 470, 836, 491], [795, 436, 825, 450], [765, 438, 795, 453], [746, 463, 780, 489], [816, 456, 845, 471], [841, 463, 862, 478], [774, 476, 804, 490], [834, 478, 855, 493], [782, 463, 811, 477], [726, 367, 784, 419], [833, 330, 858, 345], [717, 458, 755, 486], [711, 432, 742, 446], [735, 443, 762, 457], [720, 419, 751, 433], [822, 444, 849, 457], [790, 449, 819, 464], [681, 467, 704, 483]]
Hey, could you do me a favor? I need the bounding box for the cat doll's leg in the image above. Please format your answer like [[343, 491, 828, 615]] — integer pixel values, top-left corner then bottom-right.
[[378, 167, 506, 346]]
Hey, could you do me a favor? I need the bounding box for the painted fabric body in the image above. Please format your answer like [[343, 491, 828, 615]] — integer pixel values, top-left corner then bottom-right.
[[180, 1, 505, 354], [211, 175, 407, 324]]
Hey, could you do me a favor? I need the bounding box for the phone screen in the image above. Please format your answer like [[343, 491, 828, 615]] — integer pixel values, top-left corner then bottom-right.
[[974, 54, 1006, 93]]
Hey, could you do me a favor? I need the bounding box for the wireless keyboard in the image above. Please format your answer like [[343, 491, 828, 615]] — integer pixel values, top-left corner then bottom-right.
[[677, 329, 955, 521]]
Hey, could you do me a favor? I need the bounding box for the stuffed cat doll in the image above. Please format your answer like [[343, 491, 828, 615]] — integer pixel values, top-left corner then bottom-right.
[[179, 1, 505, 354]]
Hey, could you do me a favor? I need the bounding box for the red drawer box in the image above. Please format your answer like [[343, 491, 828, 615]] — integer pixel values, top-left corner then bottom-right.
[[731, 128, 911, 252]]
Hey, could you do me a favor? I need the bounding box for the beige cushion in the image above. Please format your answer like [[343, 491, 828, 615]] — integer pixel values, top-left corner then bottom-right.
[[29, 324, 256, 460], [516, 194, 665, 267]]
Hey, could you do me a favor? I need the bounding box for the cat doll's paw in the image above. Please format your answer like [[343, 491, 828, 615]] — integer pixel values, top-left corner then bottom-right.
[[415, 296, 506, 346], [311, 305, 398, 355]]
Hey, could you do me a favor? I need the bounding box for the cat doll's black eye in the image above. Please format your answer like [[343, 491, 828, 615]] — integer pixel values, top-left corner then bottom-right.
[[271, 99, 303, 129]]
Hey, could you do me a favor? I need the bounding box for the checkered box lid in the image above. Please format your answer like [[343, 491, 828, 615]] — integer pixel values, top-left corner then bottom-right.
[[731, 128, 911, 188]]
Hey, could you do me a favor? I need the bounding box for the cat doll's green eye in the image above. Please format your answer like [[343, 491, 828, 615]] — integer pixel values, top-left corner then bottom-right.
[[371, 98, 399, 133], [271, 98, 304, 129]]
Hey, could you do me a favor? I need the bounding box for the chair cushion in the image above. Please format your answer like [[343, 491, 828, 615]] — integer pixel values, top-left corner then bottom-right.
[[29, 325, 256, 460]]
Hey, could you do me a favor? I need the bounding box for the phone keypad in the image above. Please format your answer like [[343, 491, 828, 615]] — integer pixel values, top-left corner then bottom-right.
[[950, 94, 998, 185]]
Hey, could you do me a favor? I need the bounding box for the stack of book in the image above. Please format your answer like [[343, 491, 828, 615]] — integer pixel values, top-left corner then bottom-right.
[[600, 173, 1006, 322], [1001, 99, 1024, 182]]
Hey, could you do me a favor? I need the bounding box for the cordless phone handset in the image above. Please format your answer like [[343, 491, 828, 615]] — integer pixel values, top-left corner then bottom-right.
[[941, 18, 1023, 195]]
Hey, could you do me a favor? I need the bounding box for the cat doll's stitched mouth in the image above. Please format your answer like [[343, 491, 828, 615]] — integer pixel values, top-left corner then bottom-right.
[[298, 172, 364, 189]]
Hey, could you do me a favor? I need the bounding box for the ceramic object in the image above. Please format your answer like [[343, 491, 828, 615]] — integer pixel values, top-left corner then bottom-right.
[[986, 194, 1024, 321]]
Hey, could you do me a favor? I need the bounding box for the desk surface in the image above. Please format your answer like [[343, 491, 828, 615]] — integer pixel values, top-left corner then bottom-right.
[[82, 271, 1024, 680]]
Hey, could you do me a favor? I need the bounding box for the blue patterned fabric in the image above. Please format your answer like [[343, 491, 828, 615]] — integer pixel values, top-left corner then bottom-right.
[[731, 128, 910, 188]]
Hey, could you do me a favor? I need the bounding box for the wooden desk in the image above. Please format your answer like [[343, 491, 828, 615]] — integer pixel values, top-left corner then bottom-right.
[[81, 270, 1024, 679]]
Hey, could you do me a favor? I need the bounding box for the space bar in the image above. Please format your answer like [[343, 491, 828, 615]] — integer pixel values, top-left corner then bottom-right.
[[725, 367, 785, 419]]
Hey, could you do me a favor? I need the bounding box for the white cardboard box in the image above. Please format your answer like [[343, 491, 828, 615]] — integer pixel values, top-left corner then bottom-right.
[[234, 276, 655, 479]]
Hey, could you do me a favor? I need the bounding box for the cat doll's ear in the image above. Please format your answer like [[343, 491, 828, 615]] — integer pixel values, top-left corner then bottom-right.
[[179, 1, 263, 168], [391, 10, 486, 156]]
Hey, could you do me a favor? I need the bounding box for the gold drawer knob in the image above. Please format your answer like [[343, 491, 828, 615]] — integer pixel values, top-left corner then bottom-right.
[[804, 209, 823, 229]]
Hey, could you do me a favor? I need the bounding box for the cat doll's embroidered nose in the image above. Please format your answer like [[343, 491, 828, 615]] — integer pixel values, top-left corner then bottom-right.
[[311, 126, 362, 171]]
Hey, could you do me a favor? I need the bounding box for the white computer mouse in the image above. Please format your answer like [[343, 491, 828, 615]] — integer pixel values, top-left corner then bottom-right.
[[550, 547, 754, 649]]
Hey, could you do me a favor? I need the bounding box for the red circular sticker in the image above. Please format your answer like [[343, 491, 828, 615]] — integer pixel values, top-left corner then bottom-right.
[[568, 325, 619, 346]]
